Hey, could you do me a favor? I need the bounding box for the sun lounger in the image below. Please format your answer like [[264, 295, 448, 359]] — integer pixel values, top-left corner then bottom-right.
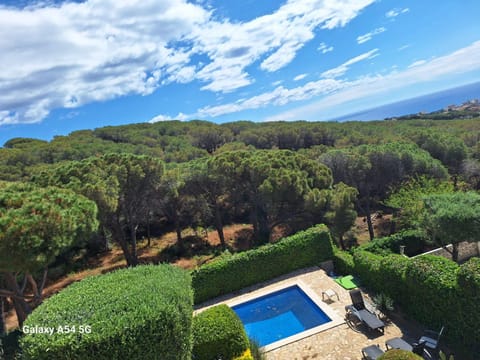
[[361, 344, 384, 360], [345, 289, 385, 333]]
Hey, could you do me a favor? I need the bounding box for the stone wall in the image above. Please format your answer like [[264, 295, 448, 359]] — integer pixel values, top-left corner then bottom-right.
[[413, 241, 480, 262]]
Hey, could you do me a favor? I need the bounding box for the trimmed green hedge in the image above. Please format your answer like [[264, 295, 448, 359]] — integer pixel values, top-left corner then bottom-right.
[[352, 250, 383, 292], [378, 255, 410, 302], [21, 265, 193, 360], [455, 257, 480, 356], [378, 349, 422, 360], [359, 230, 426, 256], [192, 225, 333, 304], [332, 249, 354, 275], [192, 305, 249, 360], [403, 256, 459, 325], [348, 249, 480, 359]]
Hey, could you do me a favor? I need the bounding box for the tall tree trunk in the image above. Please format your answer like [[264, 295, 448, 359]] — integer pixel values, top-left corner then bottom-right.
[[102, 226, 109, 252], [0, 276, 6, 335], [257, 213, 270, 245], [113, 223, 135, 267], [365, 201, 375, 241], [24, 269, 48, 306], [129, 225, 139, 267], [452, 243, 459, 263], [389, 210, 397, 235], [0, 295, 5, 335], [3, 273, 30, 328], [175, 218, 183, 246], [338, 235, 346, 250], [146, 214, 151, 248], [214, 205, 226, 249], [357, 200, 374, 240]]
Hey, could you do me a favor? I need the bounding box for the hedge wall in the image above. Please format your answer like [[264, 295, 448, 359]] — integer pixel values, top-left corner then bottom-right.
[[359, 230, 426, 256], [192, 225, 333, 304], [455, 258, 480, 355], [348, 249, 480, 359], [192, 304, 249, 360], [332, 248, 354, 275], [21, 265, 193, 360]]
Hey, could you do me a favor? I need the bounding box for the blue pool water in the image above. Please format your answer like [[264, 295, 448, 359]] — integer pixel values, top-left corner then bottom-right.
[[232, 285, 331, 346]]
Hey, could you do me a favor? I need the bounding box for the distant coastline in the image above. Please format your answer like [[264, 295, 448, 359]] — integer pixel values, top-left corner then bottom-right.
[[333, 81, 480, 121]]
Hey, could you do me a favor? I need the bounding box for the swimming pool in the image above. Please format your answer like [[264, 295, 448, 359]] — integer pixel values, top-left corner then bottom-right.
[[232, 284, 333, 348]]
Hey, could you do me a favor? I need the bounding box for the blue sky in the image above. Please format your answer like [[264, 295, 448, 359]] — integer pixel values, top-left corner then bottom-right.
[[1, 0, 480, 145]]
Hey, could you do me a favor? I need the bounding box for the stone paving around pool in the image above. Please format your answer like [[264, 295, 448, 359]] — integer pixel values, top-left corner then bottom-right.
[[195, 266, 424, 360]]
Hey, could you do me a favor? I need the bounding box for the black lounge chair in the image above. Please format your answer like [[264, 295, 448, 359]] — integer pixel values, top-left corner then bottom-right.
[[361, 344, 384, 360], [419, 326, 444, 351], [345, 289, 385, 333]]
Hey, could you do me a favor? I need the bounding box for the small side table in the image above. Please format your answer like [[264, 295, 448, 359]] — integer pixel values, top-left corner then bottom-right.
[[322, 289, 339, 302]]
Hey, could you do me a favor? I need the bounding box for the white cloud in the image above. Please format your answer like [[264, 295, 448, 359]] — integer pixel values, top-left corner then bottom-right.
[[181, 41, 480, 122], [294, 73, 308, 81], [408, 60, 427, 68], [0, 0, 376, 125], [318, 42, 334, 54], [398, 44, 411, 51], [0, 0, 209, 125], [357, 27, 386, 44], [321, 49, 379, 78], [264, 41, 480, 121], [197, 79, 346, 118], [386, 8, 410, 18], [194, 48, 381, 118], [149, 112, 188, 123], [146, 41, 480, 122]]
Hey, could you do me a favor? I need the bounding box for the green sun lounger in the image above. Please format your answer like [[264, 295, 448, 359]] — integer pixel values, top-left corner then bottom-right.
[[335, 275, 359, 290]]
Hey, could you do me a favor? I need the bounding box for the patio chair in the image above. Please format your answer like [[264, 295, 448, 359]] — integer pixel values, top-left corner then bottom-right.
[[412, 341, 427, 356], [361, 344, 384, 360], [419, 326, 444, 351], [345, 289, 385, 333], [385, 337, 412, 351]]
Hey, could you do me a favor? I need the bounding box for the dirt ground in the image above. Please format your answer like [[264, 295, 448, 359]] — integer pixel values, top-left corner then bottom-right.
[[4, 216, 391, 331], [4, 224, 254, 330], [353, 213, 393, 245]]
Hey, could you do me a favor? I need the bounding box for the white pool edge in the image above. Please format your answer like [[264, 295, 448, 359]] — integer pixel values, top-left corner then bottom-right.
[[222, 279, 345, 352]]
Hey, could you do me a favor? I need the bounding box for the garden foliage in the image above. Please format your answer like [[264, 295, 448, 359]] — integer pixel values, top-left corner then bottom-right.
[[192, 304, 249, 360], [20, 265, 193, 360], [192, 225, 333, 304], [358, 230, 427, 256], [378, 349, 423, 360], [346, 250, 479, 358]]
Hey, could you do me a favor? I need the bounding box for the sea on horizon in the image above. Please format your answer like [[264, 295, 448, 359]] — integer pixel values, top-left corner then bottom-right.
[[333, 81, 480, 122]]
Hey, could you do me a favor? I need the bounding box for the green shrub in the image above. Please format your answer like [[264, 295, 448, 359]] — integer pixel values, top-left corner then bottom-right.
[[248, 338, 266, 360], [192, 305, 249, 360], [457, 257, 480, 295], [378, 349, 423, 359], [378, 254, 410, 302], [21, 265, 193, 360], [192, 225, 333, 304], [332, 249, 354, 275], [360, 230, 426, 256], [349, 251, 479, 358], [0, 330, 22, 360], [372, 293, 394, 313], [352, 250, 383, 293], [403, 256, 459, 325], [233, 349, 254, 360], [454, 258, 480, 357]]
